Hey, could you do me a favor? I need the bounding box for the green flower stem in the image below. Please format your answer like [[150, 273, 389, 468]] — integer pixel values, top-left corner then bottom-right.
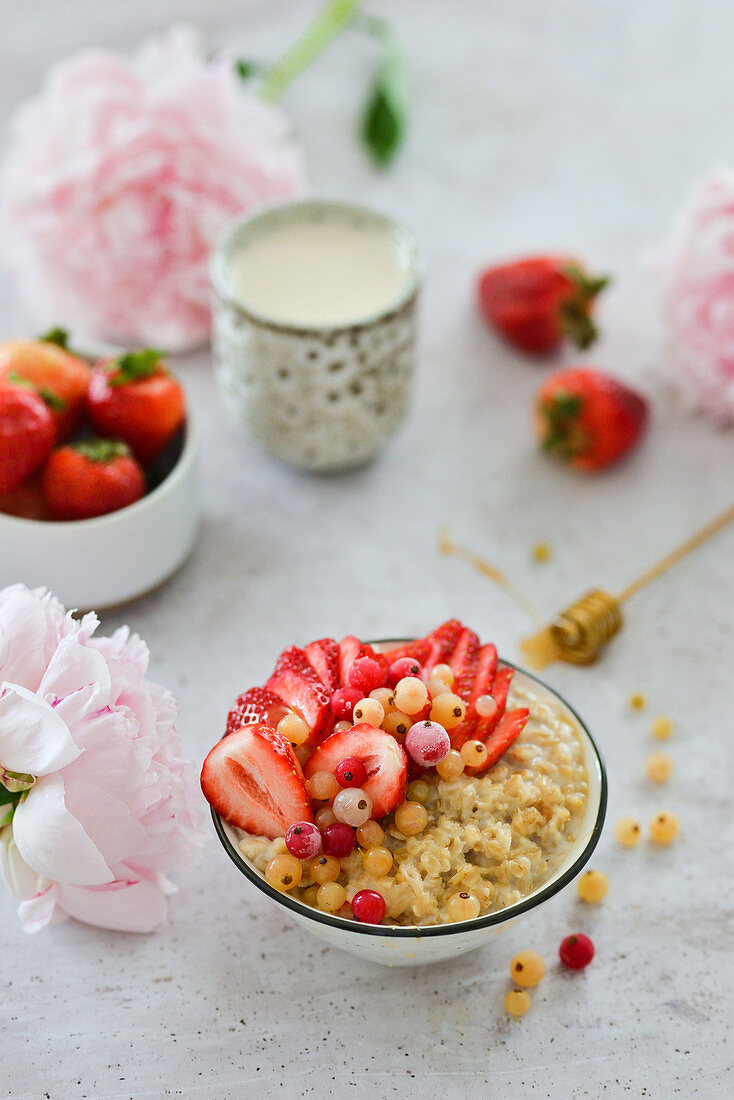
[[259, 0, 362, 104]]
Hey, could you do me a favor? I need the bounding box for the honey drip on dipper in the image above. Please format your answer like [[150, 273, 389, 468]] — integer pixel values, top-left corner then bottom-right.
[[440, 501, 734, 669]]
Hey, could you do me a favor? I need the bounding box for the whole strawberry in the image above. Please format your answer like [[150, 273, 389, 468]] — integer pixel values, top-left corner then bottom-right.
[[536, 367, 649, 472], [0, 329, 90, 442], [87, 349, 186, 465], [477, 256, 609, 354], [42, 438, 146, 520], [0, 383, 55, 494]]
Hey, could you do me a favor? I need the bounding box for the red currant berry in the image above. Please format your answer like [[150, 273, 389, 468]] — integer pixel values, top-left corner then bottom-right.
[[330, 686, 362, 720], [559, 933, 595, 970], [334, 757, 368, 788], [405, 720, 450, 767], [388, 656, 423, 688], [285, 821, 322, 860], [321, 821, 356, 858], [351, 889, 386, 924], [348, 656, 386, 694]]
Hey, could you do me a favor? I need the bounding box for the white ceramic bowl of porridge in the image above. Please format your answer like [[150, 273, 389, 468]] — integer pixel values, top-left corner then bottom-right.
[[211, 646, 607, 967]]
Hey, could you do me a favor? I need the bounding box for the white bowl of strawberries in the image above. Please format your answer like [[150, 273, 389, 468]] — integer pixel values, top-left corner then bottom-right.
[[203, 622, 607, 967], [0, 333, 198, 608]]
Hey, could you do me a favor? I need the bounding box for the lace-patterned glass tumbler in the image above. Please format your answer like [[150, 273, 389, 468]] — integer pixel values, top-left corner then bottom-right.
[[211, 200, 420, 472]]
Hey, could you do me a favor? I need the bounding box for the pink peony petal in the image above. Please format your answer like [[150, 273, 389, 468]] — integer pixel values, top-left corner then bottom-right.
[[12, 773, 113, 886], [0, 683, 80, 775], [64, 779, 148, 866], [38, 633, 111, 705], [17, 884, 61, 933], [0, 825, 41, 900], [57, 875, 167, 933]]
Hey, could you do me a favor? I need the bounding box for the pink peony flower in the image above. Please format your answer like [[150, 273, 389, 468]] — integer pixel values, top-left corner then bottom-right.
[[661, 172, 734, 425], [0, 26, 307, 352], [0, 584, 207, 933]]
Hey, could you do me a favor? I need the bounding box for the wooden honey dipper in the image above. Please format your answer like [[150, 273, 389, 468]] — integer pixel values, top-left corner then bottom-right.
[[440, 501, 734, 669]]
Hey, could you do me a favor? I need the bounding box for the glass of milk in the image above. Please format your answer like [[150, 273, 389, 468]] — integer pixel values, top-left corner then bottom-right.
[[211, 199, 420, 472]]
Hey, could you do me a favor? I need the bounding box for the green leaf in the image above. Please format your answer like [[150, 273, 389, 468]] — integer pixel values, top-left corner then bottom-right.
[[360, 33, 407, 168], [111, 348, 164, 386], [0, 786, 21, 807], [39, 326, 70, 349]]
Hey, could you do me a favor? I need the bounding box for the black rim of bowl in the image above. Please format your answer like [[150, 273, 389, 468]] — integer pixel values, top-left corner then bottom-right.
[[211, 644, 608, 939]]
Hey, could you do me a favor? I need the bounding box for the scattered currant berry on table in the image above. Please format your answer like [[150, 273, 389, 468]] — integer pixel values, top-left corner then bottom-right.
[[314, 806, 337, 829], [351, 889, 386, 924], [504, 988, 532, 1018], [317, 882, 347, 912], [330, 686, 363, 720], [510, 951, 546, 987], [388, 656, 423, 687], [446, 891, 481, 922], [348, 656, 385, 694], [649, 811, 680, 844], [577, 869, 609, 903], [460, 740, 490, 769], [404, 720, 450, 767], [406, 779, 431, 804], [306, 770, 340, 803], [356, 819, 385, 848], [532, 542, 551, 563], [629, 692, 647, 711], [430, 693, 466, 729], [277, 712, 311, 746], [310, 854, 341, 883], [335, 757, 368, 788], [651, 715, 674, 740], [265, 854, 303, 892], [370, 687, 396, 713], [322, 822, 356, 858], [382, 710, 412, 739], [646, 752, 674, 784], [436, 750, 465, 780], [332, 787, 373, 827], [394, 800, 429, 836], [393, 676, 429, 715], [363, 845, 393, 877], [285, 822, 322, 860], [352, 697, 385, 726], [475, 694, 498, 720], [559, 933, 594, 970], [614, 816, 641, 848]]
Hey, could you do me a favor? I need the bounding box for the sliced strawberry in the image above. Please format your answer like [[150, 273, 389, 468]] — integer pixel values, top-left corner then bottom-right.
[[474, 664, 513, 741], [305, 637, 340, 692], [382, 638, 432, 666], [225, 687, 287, 736], [467, 708, 530, 774], [303, 724, 407, 818], [201, 724, 313, 838], [266, 646, 331, 741], [422, 619, 464, 675], [448, 628, 480, 697], [449, 642, 497, 750], [338, 635, 363, 685]]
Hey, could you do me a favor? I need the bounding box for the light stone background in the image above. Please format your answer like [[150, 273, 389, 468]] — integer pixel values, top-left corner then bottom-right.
[[1, 1, 733, 1097]]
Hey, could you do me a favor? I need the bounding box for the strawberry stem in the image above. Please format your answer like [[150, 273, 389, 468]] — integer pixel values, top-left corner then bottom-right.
[[540, 392, 587, 458], [6, 371, 67, 411], [39, 326, 70, 350], [110, 348, 164, 386], [559, 264, 610, 350], [72, 438, 131, 464]]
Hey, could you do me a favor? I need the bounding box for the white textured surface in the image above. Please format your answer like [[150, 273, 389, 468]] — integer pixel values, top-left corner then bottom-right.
[[1, 2, 733, 1097]]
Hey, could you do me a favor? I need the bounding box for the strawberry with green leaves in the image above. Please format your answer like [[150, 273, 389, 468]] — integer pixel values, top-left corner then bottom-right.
[[0, 329, 90, 442], [536, 367, 649, 472], [42, 438, 146, 520], [88, 349, 186, 464], [0, 384, 55, 495], [477, 256, 609, 355]]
